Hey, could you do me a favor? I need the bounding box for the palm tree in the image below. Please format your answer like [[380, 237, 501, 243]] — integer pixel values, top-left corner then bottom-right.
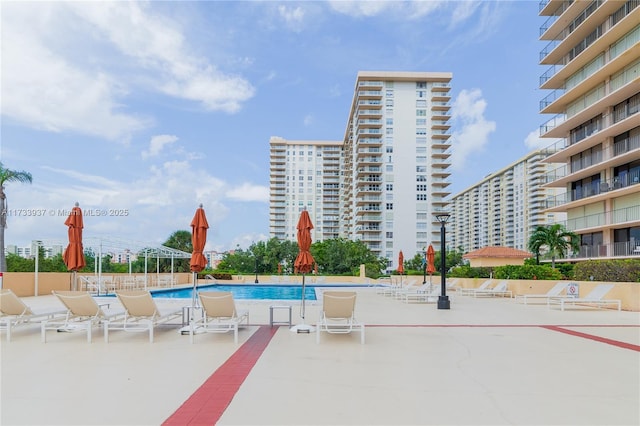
[[0, 162, 33, 272], [528, 224, 580, 268]]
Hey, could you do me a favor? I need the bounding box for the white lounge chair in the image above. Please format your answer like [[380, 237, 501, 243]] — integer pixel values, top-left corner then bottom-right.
[[316, 291, 364, 344], [515, 282, 567, 305], [106, 290, 183, 343], [190, 291, 249, 344], [472, 281, 512, 298], [0, 289, 66, 341], [458, 279, 493, 296], [547, 284, 621, 311], [41, 291, 120, 343], [401, 283, 440, 304]]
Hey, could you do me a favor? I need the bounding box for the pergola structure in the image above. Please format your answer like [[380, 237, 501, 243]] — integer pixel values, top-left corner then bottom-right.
[[33, 235, 192, 294]]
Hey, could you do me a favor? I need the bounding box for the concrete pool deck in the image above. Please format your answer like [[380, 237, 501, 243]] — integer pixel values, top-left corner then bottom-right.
[[1, 287, 639, 425]]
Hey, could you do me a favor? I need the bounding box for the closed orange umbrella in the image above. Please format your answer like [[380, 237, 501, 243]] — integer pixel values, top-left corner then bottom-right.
[[427, 244, 436, 275], [294, 209, 314, 274], [397, 250, 404, 286], [63, 202, 85, 290], [292, 209, 315, 333], [189, 205, 209, 313], [190, 204, 209, 273]]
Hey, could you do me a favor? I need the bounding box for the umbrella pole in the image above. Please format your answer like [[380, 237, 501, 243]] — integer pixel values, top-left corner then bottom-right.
[[290, 272, 315, 334], [301, 273, 306, 321]]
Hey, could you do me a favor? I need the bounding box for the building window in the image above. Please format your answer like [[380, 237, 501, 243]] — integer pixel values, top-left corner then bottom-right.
[[386, 146, 393, 153], [386, 128, 394, 135], [416, 100, 427, 107], [416, 82, 427, 88], [417, 90, 427, 98], [416, 175, 427, 182], [386, 203, 393, 210], [416, 147, 426, 154], [416, 109, 426, 116], [416, 156, 427, 163], [386, 90, 394, 97], [416, 194, 428, 201], [417, 184, 427, 191], [386, 184, 393, 191], [386, 99, 394, 107], [416, 118, 427, 126], [386, 164, 393, 172], [416, 166, 426, 173], [386, 232, 393, 238], [416, 128, 427, 135], [386, 118, 393, 126], [416, 137, 427, 144]]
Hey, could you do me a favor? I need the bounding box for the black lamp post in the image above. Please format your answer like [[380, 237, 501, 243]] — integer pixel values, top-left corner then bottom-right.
[[254, 253, 259, 284], [435, 212, 451, 310], [422, 247, 427, 284]]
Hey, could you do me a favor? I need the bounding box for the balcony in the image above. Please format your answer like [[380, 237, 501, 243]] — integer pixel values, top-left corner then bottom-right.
[[545, 172, 640, 209]]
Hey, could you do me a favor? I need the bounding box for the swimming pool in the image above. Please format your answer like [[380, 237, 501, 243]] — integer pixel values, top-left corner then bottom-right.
[[151, 284, 318, 301]]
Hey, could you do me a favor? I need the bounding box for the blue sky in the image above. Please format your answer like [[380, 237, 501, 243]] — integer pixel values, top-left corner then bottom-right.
[[1, 1, 549, 252]]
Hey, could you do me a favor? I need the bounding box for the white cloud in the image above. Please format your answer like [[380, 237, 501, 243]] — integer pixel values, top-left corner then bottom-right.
[[303, 115, 314, 126], [1, 3, 149, 142], [226, 183, 269, 203], [278, 5, 306, 32], [450, 2, 480, 27], [450, 89, 497, 171], [524, 129, 549, 150], [142, 135, 179, 159], [1, 2, 256, 144], [68, 2, 255, 113], [328, 1, 442, 19]]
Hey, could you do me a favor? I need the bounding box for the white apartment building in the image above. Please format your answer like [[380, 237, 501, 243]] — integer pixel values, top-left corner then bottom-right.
[[269, 137, 343, 243], [342, 71, 452, 267], [269, 71, 453, 269], [450, 149, 567, 254], [538, 0, 640, 260]]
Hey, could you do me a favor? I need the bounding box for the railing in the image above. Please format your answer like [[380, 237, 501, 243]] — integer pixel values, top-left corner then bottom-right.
[[560, 241, 640, 260], [546, 171, 640, 207]]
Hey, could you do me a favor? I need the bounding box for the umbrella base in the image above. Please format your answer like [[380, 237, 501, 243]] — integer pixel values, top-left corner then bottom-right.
[[290, 323, 316, 333], [179, 325, 206, 335]]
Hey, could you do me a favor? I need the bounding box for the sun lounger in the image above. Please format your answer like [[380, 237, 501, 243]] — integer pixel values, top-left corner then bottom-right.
[[547, 284, 621, 311], [316, 291, 364, 344], [106, 290, 183, 343], [0, 289, 66, 341], [472, 281, 512, 298], [189, 291, 249, 344], [458, 279, 493, 296], [401, 284, 440, 304], [515, 282, 567, 305], [41, 291, 120, 343]]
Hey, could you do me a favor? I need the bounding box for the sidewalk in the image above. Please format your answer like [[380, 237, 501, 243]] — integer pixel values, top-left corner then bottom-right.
[[2, 288, 639, 425]]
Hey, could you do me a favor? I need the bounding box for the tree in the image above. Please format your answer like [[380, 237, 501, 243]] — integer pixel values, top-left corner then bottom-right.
[[528, 224, 579, 268], [0, 162, 33, 272], [161, 230, 192, 272]]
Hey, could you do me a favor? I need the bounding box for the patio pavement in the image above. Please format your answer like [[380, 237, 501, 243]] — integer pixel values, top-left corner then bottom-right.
[[1, 286, 639, 425]]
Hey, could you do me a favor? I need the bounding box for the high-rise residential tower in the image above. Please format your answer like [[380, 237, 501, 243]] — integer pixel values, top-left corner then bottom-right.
[[268, 71, 452, 270], [450, 149, 567, 254], [341, 71, 452, 268], [269, 137, 342, 243], [538, 0, 640, 260]]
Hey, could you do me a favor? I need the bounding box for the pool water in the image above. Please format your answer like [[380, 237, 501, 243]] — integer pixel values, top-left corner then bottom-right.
[[151, 284, 318, 301]]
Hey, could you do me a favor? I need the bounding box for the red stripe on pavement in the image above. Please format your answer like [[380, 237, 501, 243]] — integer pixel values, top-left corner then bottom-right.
[[542, 325, 640, 352], [163, 325, 278, 426]]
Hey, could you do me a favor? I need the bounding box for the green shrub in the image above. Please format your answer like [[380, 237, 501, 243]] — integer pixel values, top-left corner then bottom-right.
[[494, 264, 562, 280], [573, 259, 640, 282]]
